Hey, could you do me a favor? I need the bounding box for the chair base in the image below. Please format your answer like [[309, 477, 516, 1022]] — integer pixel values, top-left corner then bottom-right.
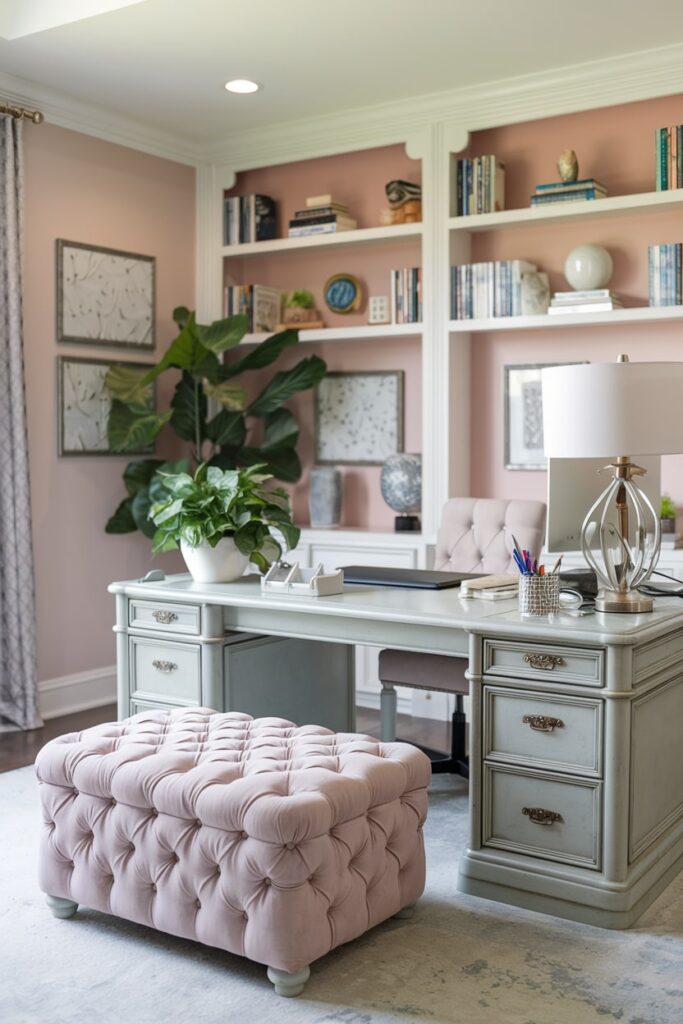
[[399, 699, 469, 779]]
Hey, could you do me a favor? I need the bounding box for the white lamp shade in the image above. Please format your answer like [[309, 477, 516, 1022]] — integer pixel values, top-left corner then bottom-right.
[[542, 360, 683, 458]]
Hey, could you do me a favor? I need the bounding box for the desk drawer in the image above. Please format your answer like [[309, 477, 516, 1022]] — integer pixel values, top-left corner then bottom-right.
[[129, 637, 201, 704], [483, 639, 603, 687], [129, 600, 200, 636], [483, 764, 601, 869], [483, 687, 603, 776]]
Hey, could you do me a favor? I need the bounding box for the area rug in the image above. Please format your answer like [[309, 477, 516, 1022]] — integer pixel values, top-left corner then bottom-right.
[[1, 765, 682, 1024]]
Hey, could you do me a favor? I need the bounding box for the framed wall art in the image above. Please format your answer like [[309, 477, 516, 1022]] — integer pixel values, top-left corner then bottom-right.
[[57, 356, 155, 457], [504, 362, 585, 470], [314, 371, 404, 465], [56, 239, 155, 349]]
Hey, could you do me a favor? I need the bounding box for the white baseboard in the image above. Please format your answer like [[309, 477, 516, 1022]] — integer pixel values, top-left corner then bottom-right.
[[39, 665, 116, 721]]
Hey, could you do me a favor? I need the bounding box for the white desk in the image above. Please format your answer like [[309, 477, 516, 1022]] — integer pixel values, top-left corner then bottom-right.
[[109, 573, 683, 929]]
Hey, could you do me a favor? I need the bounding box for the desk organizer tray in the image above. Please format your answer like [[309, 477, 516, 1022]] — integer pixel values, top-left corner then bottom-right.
[[261, 561, 344, 597]]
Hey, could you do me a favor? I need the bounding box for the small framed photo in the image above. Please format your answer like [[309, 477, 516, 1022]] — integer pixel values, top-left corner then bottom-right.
[[315, 371, 404, 465], [504, 362, 585, 470], [58, 355, 155, 457], [56, 239, 155, 350]]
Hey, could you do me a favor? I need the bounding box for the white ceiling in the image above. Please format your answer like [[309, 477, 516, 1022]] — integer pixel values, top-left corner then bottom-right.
[[1, 0, 683, 145]]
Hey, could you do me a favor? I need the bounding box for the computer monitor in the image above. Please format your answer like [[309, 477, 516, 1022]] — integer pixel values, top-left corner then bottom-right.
[[545, 456, 661, 553]]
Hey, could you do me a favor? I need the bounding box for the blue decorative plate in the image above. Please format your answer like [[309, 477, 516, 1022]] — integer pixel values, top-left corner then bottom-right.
[[323, 273, 363, 314]]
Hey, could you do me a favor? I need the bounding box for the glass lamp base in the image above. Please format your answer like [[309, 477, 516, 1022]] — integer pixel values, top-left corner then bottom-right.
[[595, 589, 654, 614]]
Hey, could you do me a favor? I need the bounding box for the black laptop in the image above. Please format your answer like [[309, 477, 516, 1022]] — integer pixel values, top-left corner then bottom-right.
[[338, 566, 483, 590]]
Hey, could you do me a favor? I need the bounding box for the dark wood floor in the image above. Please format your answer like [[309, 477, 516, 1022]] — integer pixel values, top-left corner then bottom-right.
[[0, 705, 450, 773]]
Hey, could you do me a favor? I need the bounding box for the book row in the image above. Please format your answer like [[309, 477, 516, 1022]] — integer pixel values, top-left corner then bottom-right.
[[450, 260, 536, 319], [655, 126, 683, 191], [451, 154, 505, 216], [649, 244, 683, 306], [391, 267, 422, 324], [223, 285, 282, 332], [223, 194, 277, 245], [529, 177, 607, 206], [288, 193, 357, 237]]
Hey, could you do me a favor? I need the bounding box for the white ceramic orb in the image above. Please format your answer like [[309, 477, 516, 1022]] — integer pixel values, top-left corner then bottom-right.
[[564, 244, 613, 291]]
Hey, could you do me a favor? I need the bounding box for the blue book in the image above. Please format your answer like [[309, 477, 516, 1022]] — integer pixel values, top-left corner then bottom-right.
[[530, 189, 605, 205]]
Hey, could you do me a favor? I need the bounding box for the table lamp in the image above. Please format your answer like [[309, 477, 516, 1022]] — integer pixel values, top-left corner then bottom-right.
[[541, 355, 683, 613]]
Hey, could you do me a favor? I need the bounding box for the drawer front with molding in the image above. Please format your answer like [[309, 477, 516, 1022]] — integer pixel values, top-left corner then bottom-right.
[[483, 764, 601, 869], [129, 697, 196, 715], [483, 687, 603, 776], [129, 637, 201, 704], [483, 639, 603, 688], [129, 600, 200, 636]]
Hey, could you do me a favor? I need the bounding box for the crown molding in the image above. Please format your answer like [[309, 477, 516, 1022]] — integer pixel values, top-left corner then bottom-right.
[[0, 70, 199, 166], [203, 40, 683, 170]]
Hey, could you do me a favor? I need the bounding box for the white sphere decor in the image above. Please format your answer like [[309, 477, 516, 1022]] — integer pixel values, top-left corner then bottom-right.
[[564, 244, 613, 291]]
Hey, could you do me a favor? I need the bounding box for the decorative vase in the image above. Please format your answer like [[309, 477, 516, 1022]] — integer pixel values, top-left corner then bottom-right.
[[661, 517, 676, 534], [180, 537, 249, 584], [309, 467, 342, 528], [380, 453, 422, 532], [564, 244, 613, 290]]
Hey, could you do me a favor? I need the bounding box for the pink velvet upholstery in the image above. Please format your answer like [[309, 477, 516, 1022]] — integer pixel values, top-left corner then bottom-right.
[[36, 709, 430, 974]]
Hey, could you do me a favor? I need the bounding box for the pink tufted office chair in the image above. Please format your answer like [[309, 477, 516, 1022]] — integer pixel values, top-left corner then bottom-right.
[[378, 497, 547, 777]]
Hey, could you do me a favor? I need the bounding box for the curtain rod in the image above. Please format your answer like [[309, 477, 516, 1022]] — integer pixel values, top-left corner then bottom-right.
[[0, 101, 43, 124]]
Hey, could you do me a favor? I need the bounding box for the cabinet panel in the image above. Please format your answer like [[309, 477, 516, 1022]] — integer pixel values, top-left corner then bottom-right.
[[130, 637, 201, 704], [484, 686, 603, 776], [129, 600, 200, 635], [483, 764, 601, 869]]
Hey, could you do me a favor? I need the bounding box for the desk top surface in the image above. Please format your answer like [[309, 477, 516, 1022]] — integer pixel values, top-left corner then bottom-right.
[[110, 573, 683, 647]]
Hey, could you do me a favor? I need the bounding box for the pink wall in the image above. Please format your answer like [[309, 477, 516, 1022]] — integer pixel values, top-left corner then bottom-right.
[[468, 93, 683, 508], [226, 146, 422, 530], [22, 124, 195, 684]]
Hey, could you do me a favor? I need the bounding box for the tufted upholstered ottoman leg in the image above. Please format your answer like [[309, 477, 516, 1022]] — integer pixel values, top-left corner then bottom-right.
[[267, 965, 311, 997], [46, 895, 78, 919]]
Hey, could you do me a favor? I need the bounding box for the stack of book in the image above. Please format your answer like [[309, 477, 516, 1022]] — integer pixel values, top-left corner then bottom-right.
[[549, 289, 623, 315], [450, 260, 536, 319], [655, 125, 683, 190], [452, 155, 505, 215], [288, 194, 357, 237], [391, 268, 422, 323], [530, 178, 607, 206], [648, 243, 682, 306], [223, 194, 277, 245], [223, 284, 282, 332]]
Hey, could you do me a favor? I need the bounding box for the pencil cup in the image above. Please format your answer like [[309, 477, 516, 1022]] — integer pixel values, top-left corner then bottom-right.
[[519, 574, 560, 616]]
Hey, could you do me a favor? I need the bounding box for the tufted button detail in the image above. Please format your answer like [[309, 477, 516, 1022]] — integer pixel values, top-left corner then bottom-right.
[[240, 831, 248, 840], [151, 883, 157, 893], [150, 809, 158, 818], [243, 912, 248, 921], [110, 798, 116, 807], [129, 843, 135, 853], [195, 898, 201, 909], [68, 860, 74, 869], [263, 877, 271, 887], [285, 842, 295, 850], [194, 819, 201, 829], [215, 865, 221, 875], [72, 788, 78, 796]]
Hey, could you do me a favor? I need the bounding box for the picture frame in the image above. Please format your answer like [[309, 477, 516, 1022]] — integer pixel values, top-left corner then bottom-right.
[[56, 239, 156, 350], [57, 355, 156, 457], [504, 362, 584, 470], [314, 370, 404, 465]]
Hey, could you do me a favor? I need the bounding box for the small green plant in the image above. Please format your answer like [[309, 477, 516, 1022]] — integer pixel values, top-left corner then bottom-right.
[[660, 494, 677, 520], [284, 289, 315, 309], [149, 464, 299, 571]]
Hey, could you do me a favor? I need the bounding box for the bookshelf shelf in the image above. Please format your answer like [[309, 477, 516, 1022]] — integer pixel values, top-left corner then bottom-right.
[[241, 323, 423, 345], [221, 222, 423, 257], [448, 188, 683, 233], [448, 305, 683, 333]]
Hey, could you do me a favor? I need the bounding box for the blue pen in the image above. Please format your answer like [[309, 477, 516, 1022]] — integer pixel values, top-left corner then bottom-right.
[[512, 550, 527, 575]]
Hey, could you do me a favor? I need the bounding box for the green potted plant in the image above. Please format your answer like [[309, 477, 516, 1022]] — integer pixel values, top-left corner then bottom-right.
[[150, 464, 299, 583], [660, 494, 677, 534], [281, 289, 324, 328], [104, 307, 326, 540]]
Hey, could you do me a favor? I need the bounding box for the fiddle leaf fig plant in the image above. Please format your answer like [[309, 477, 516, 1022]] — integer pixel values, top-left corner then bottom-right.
[[149, 463, 299, 572], [105, 307, 326, 539]]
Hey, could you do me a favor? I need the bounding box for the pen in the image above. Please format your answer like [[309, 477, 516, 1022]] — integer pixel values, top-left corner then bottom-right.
[[551, 555, 563, 575], [512, 550, 528, 575]]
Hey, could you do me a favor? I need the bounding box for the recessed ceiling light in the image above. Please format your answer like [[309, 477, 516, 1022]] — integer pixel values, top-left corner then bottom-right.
[[225, 79, 260, 95]]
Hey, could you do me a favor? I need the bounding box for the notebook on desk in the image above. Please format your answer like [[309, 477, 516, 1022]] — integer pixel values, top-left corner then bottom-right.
[[338, 566, 483, 590]]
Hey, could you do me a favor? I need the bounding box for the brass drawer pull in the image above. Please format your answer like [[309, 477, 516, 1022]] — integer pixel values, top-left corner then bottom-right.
[[522, 714, 564, 733], [152, 659, 178, 673], [152, 610, 178, 624], [522, 806, 563, 826], [523, 653, 564, 671]]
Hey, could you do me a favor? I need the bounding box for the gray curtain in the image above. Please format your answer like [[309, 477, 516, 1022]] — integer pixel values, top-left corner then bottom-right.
[[0, 115, 40, 731]]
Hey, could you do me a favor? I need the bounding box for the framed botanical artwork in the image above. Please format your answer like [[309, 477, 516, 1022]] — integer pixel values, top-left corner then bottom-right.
[[57, 356, 155, 457], [314, 371, 404, 465], [56, 239, 155, 350], [504, 362, 585, 470]]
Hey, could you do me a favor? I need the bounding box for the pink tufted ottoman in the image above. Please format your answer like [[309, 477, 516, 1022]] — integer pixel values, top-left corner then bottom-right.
[[36, 709, 430, 996]]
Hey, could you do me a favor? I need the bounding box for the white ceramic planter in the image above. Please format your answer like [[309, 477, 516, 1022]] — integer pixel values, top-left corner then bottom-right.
[[180, 537, 249, 584]]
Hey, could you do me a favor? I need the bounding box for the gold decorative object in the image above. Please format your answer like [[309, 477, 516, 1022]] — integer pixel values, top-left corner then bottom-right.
[[522, 653, 564, 671], [522, 807, 563, 826], [557, 149, 579, 182], [522, 714, 564, 732]]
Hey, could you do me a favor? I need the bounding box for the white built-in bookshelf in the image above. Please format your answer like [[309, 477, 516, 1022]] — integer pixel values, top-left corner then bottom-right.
[[448, 305, 683, 333], [220, 221, 422, 257], [241, 322, 423, 345]]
